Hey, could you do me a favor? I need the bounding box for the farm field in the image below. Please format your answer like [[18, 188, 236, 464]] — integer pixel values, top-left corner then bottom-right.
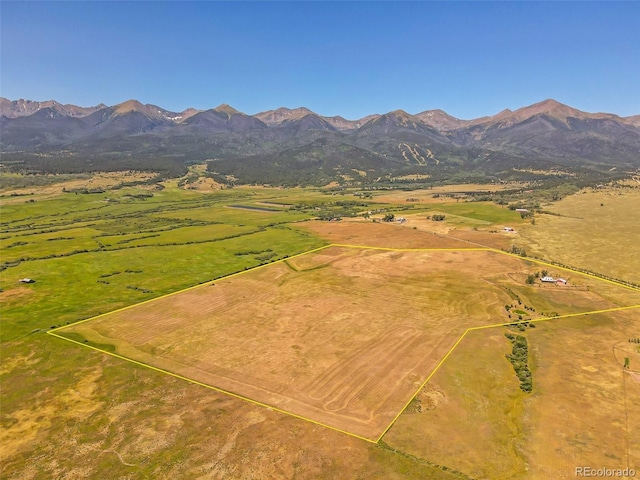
[[2, 174, 639, 479], [0, 178, 476, 479], [517, 184, 640, 285], [299, 218, 474, 249], [383, 309, 640, 479], [53, 246, 640, 442], [368, 183, 521, 205]]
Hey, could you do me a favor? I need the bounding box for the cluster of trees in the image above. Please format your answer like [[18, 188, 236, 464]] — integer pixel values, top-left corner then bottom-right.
[[430, 214, 446, 221], [506, 320, 536, 331], [523, 253, 640, 290], [63, 187, 106, 194], [526, 269, 552, 284], [510, 245, 527, 257], [3, 152, 188, 179], [505, 333, 533, 392]]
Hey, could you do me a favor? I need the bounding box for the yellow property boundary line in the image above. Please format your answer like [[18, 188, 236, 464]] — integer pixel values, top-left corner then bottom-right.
[[47, 329, 377, 443], [47, 244, 640, 444], [375, 302, 640, 442]]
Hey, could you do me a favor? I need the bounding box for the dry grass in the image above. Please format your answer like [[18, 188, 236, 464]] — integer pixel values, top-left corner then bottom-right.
[[383, 308, 640, 479], [62, 247, 518, 440], [300, 219, 472, 249], [522, 310, 640, 479], [56, 246, 638, 443], [518, 185, 640, 284], [383, 327, 529, 479], [0, 341, 463, 480], [4, 179, 638, 479]]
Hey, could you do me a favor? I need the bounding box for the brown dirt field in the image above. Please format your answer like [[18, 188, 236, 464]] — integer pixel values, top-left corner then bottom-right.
[[300, 219, 473, 249], [444, 229, 513, 250], [383, 309, 640, 479], [392, 213, 513, 250], [58, 247, 636, 443]]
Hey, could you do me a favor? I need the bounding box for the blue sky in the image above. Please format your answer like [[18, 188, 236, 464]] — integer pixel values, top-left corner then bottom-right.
[[1, 1, 638, 120]]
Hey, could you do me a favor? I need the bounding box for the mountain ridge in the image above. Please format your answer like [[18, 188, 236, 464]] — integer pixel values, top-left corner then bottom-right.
[[1, 97, 638, 186], [2, 96, 637, 126]]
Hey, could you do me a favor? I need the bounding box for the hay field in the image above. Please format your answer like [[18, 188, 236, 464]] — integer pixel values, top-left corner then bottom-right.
[[518, 186, 640, 285], [4, 175, 638, 478], [2, 180, 477, 479], [56, 246, 639, 441], [300, 219, 473, 249], [383, 308, 640, 479]]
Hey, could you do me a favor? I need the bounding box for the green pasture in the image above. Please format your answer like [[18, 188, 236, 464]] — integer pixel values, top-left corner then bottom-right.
[[0, 185, 327, 342], [435, 201, 525, 225]]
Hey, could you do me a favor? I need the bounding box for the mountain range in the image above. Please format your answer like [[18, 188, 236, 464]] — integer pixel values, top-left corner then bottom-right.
[[1, 97, 639, 185]]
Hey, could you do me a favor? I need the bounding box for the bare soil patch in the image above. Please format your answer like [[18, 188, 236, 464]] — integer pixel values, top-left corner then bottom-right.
[[300, 219, 471, 249]]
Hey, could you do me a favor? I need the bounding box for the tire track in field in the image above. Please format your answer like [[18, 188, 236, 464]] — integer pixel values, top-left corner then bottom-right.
[[103, 288, 277, 345], [306, 325, 424, 414]]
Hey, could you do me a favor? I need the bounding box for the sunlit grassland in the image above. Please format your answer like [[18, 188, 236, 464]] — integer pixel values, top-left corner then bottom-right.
[[383, 309, 640, 480], [434, 201, 526, 225], [0, 185, 326, 342], [1, 180, 469, 479], [4, 175, 637, 479], [383, 327, 529, 479], [517, 186, 640, 284]]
